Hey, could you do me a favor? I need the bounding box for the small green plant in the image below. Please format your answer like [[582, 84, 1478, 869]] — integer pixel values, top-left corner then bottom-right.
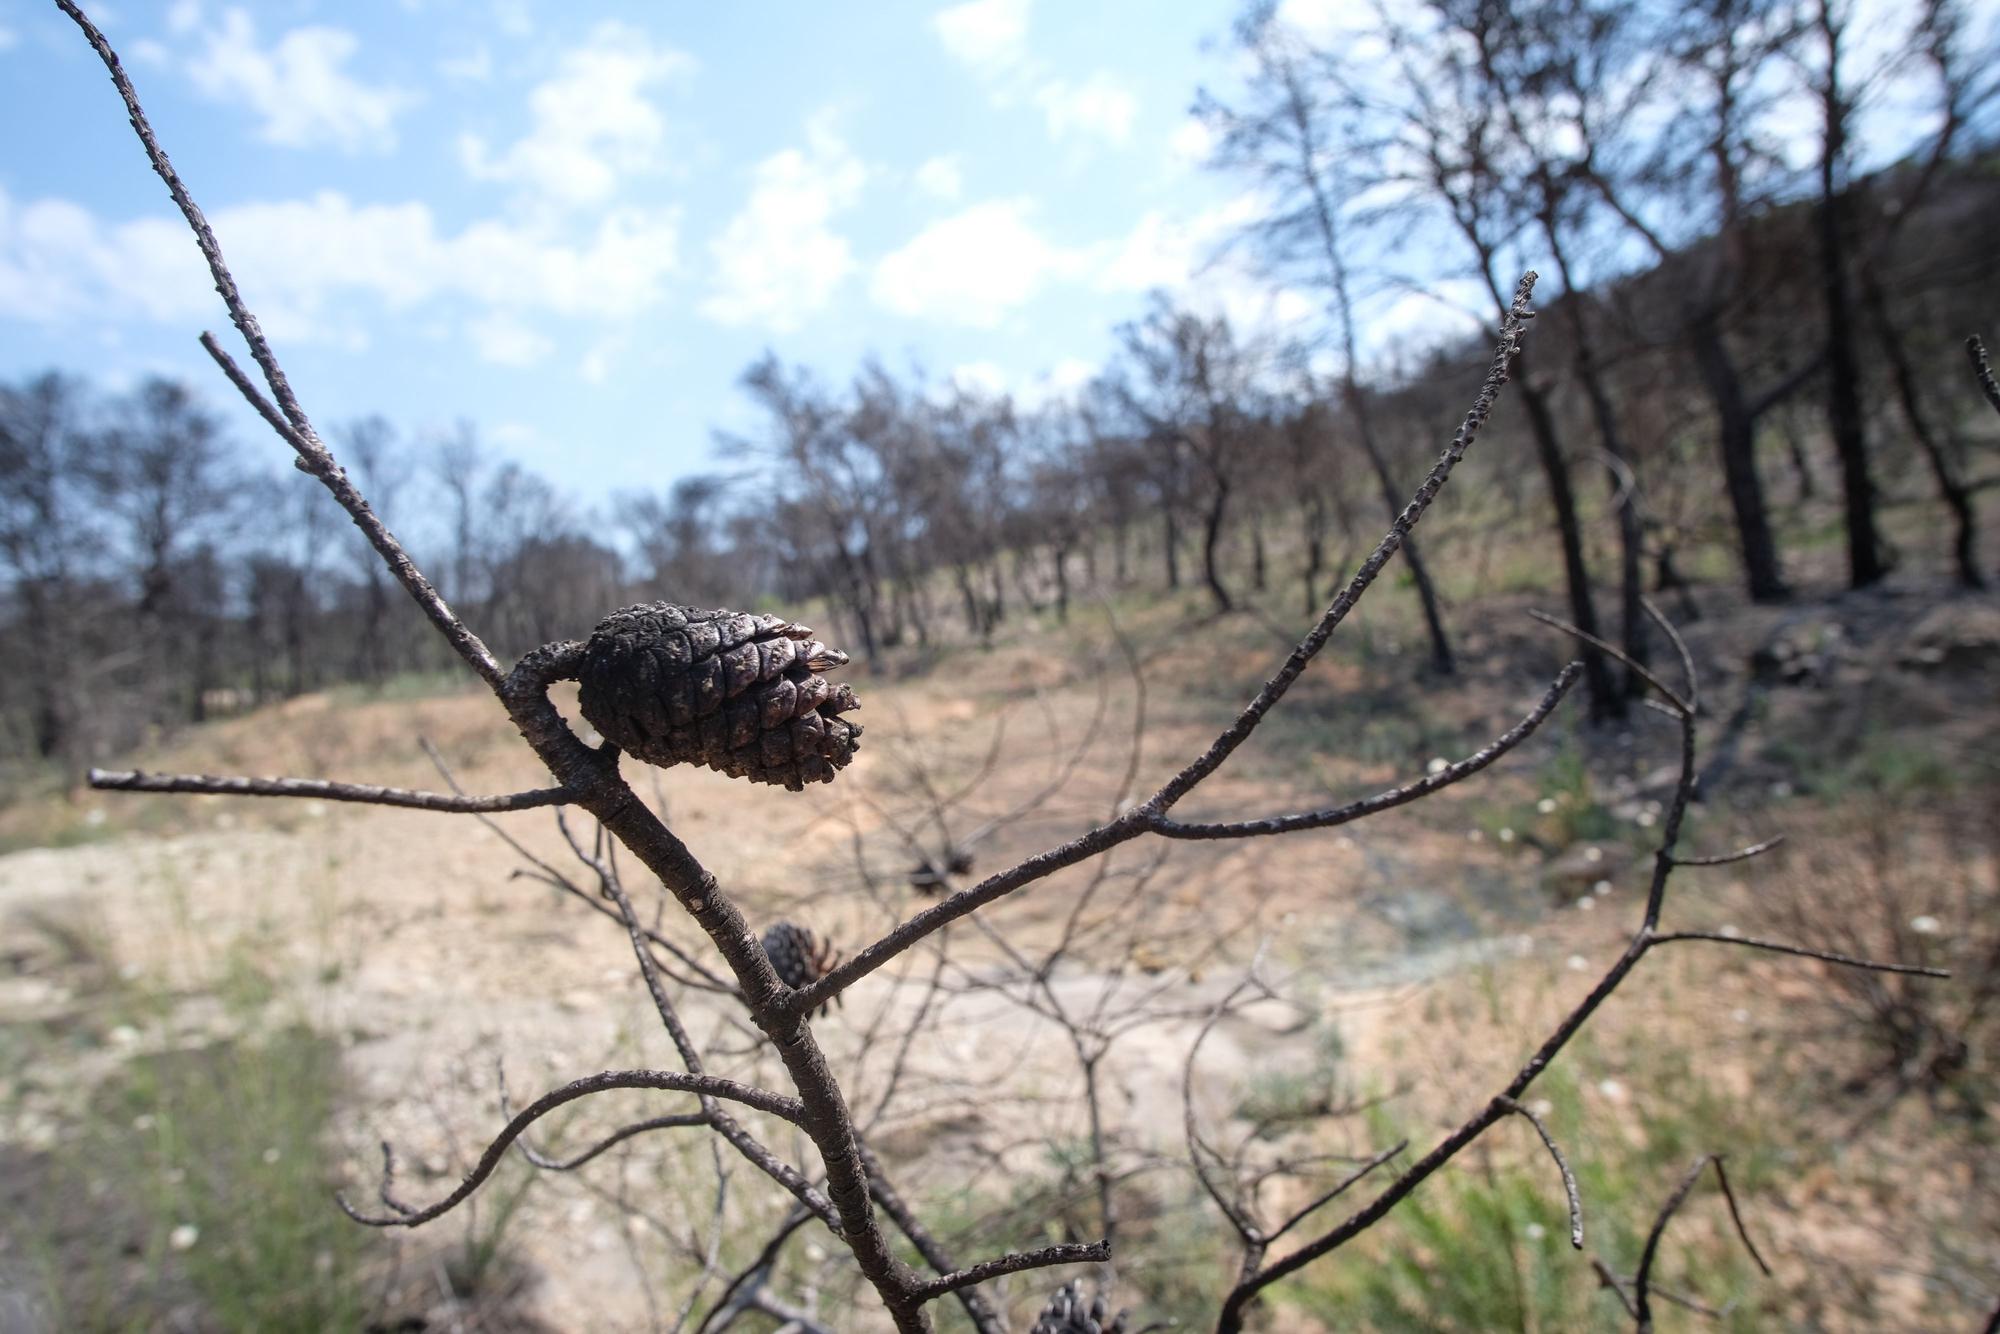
[[1287, 1064, 1778, 1331], [19, 1027, 377, 1332]]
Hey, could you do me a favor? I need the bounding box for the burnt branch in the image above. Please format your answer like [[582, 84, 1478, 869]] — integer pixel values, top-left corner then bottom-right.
[[1632, 1156, 1770, 1331], [1650, 930, 1950, 977], [88, 767, 570, 813], [336, 1069, 802, 1228], [905, 1241, 1113, 1305], [1670, 837, 1785, 867], [1151, 661, 1582, 839], [1500, 1096, 1583, 1250]]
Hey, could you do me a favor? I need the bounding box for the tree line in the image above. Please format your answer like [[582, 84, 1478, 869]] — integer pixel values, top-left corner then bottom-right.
[[5, 0, 1998, 772]]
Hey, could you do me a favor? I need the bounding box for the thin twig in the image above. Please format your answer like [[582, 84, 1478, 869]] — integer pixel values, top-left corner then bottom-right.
[[1670, 836, 1785, 867], [1151, 662, 1582, 838], [337, 1070, 803, 1228], [1499, 1097, 1583, 1249], [906, 1241, 1112, 1304], [88, 768, 570, 813], [1651, 930, 1949, 978]]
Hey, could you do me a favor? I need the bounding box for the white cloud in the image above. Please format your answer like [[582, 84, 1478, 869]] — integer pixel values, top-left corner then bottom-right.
[[492, 0, 532, 39], [461, 22, 694, 212], [949, 360, 1008, 395], [913, 154, 964, 201], [701, 114, 868, 332], [131, 37, 172, 66], [1169, 117, 1216, 170], [165, 1, 203, 34], [439, 44, 492, 82], [0, 186, 682, 342], [1035, 73, 1136, 145], [871, 198, 1086, 327], [0, 26, 18, 53], [932, 0, 1135, 152], [946, 355, 1098, 408], [468, 311, 554, 367], [1274, 0, 1377, 44], [187, 10, 414, 153], [933, 0, 1029, 73]]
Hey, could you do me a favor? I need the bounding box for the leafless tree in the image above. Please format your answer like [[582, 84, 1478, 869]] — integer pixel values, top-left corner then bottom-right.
[[1199, 10, 1460, 671]]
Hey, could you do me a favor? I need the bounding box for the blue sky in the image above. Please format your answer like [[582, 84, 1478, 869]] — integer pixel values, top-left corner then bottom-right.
[[1, 0, 1336, 499], [4, 0, 1970, 508]]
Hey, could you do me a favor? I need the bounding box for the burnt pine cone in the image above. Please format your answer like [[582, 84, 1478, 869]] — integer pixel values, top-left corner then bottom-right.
[[577, 603, 862, 791], [761, 921, 841, 1013], [1031, 1282, 1128, 1334]]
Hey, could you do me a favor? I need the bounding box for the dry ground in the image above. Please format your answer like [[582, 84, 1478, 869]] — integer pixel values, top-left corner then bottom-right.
[[2, 578, 1995, 1331]]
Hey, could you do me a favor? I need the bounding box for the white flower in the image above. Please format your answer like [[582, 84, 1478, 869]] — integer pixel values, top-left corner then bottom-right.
[[169, 1224, 199, 1251], [1498, 827, 1516, 843], [262, 1147, 282, 1165], [1565, 954, 1589, 972], [1468, 829, 1485, 842], [1537, 797, 1558, 814], [132, 1114, 156, 1132], [1525, 1222, 1547, 1241], [1527, 1098, 1555, 1117], [1592, 880, 1612, 897], [110, 1025, 141, 1046], [1583, 846, 1604, 863], [1909, 915, 1941, 936], [1426, 757, 1450, 775], [1635, 810, 1658, 828], [1596, 1078, 1628, 1103], [1575, 897, 1595, 911], [1731, 1008, 1751, 1024]]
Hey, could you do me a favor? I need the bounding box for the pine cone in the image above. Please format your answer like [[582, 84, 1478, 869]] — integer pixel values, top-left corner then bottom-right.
[[576, 603, 862, 791], [761, 921, 841, 1013], [1031, 1282, 1128, 1334]]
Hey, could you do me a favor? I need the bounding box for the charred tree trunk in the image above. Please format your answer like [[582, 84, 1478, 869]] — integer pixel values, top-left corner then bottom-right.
[[1816, 130, 1885, 587], [1862, 273, 1982, 587], [1351, 392, 1454, 675], [1200, 476, 1234, 613], [1517, 365, 1620, 721], [1162, 508, 1181, 590], [1691, 318, 1789, 602], [1543, 212, 1648, 697]]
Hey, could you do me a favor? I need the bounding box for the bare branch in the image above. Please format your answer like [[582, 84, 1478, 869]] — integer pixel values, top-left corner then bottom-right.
[[1266, 1139, 1409, 1243], [1500, 1097, 1583, 1250], [88, 767, 570, 813], [1529, 609, 1690, 716], [1633, 1155, 1769, 1331], [1670, 837, 1785, 868], [513, 1112, 711, 1173], [337, 1069, 804, 1228], [1151, 662, 1582, 839], [906, 1241, 1112, 1305], [1650, 930, 1949, 978]]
